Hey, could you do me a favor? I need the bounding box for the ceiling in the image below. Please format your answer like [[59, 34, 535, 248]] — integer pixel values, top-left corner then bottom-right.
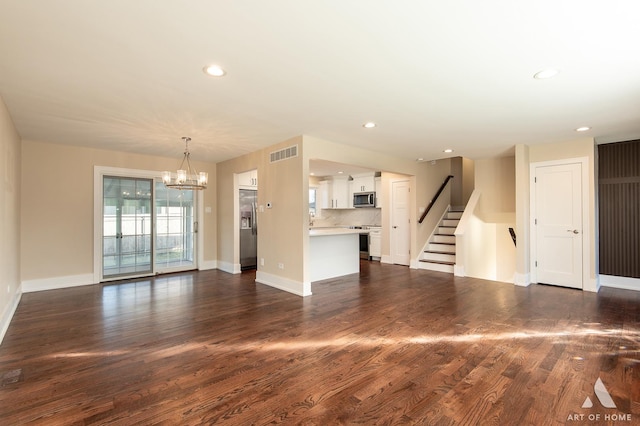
[[1, 1, 640, 164]]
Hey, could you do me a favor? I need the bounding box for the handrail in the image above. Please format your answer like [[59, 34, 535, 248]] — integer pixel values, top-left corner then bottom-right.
[[418, 175, 454, 224]]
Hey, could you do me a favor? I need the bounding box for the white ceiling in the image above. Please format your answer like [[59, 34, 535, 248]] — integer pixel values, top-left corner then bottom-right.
[[1, 1, 640, 163]]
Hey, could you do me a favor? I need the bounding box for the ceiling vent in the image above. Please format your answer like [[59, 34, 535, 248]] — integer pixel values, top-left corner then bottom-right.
[[270, 145, 298, 163]]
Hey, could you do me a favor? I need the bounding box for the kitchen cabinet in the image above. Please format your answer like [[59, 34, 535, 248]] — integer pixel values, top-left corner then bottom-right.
[[351, 173, 376, 193], [320, 176, 351, 209], [238, 170, 258, 188], [374, 177, 382, 208], [369, 227, 382, 258]]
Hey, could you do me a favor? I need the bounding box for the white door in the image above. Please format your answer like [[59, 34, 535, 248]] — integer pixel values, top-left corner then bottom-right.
[[391, 180, 411, 265], [535, 163, 583, 289]]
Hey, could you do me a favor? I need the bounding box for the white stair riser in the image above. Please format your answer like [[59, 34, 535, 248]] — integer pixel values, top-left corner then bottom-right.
[[428, 243, 455, 252], [442, 219, 459, 227], [447, 212, 463, 219], [438, 227, 456, 235], [422, 252, 455, 262], [432, 235, 455, 244], [418, 262, 455, 274]]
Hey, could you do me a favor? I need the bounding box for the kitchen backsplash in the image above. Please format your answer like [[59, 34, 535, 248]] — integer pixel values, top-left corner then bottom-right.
[[312, 208, 381, 227]]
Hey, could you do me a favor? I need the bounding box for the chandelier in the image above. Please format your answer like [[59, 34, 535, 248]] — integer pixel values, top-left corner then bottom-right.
[[162, 137, 208, 190]]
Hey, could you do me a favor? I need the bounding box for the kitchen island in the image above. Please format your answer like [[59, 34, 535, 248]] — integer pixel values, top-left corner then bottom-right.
[[309, 228, 363, 282]]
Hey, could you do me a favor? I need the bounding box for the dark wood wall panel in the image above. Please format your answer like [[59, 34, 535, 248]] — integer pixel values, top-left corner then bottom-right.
[[598, 140, 640, 278]]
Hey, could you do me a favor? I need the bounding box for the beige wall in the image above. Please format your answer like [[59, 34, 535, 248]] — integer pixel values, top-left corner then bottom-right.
[[460, 157, 516, 283], [0, 96, 21, 342], [216, 136, 306, 292], [21, 140, 217, 283], [475, 156, 516, 222]]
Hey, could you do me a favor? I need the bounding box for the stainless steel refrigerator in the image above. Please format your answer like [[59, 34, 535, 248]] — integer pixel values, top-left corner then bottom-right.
[[239, 189, 257, 270]]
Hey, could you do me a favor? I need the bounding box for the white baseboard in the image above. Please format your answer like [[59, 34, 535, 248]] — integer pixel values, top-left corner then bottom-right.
[[0, 286, 22, 345], [199, 260, 218, 271], [600, 275, 640, 292], [514, 272, 531, 287], [409, 259, 419, 269], [217, 261, 241, 274], [255, 271, 311, 297], [454, 264, 465, 277], [22, 273, 95, 293], [381, 255, 392, 264]]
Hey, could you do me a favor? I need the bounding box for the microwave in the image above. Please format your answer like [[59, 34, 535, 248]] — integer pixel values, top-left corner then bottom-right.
[[353, 192, 376, 208]]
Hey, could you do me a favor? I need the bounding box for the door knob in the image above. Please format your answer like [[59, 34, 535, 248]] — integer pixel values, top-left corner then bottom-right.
[[393, 226, 398, 229], [567, 229, 579, 234]]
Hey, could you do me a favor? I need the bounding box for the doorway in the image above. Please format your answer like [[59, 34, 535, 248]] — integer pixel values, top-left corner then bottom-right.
[[531, 159, 586, 289]]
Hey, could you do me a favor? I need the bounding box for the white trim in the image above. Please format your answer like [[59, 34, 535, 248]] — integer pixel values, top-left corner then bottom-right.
[[529, 157, 590, 290], [0, 286, 22, 345], [514, 272, 531, 287], [217, 260, 241, 274], [454, 264, 465, 277], [381, 255, 392, 264], [600, 275, 640, 292], [255, 271, 311, 297], [22, 273, 95, 293]]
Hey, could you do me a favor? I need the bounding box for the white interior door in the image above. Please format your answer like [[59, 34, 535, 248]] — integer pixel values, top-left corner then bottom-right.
[[391, 180, 411, 265], [534, 163, 583, 289]]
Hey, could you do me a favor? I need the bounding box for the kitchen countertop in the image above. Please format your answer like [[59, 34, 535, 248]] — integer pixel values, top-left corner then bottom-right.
[[309, 228, 366, 236]]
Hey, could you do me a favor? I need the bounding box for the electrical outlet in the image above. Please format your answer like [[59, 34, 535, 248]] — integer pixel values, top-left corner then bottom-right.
[[278, 263, 284, 269], [260, 258, 265, 266]]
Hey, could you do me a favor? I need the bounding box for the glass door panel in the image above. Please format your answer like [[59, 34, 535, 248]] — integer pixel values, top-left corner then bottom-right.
[[103, 177, 153, 278], [155, 182, 196, 272]]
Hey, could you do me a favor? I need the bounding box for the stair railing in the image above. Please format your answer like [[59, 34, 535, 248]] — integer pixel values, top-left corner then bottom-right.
[[418, 175, 454, 224]]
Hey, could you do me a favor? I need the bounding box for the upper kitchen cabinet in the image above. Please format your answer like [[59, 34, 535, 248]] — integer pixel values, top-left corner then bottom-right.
[[238, 169, 258, 188], [375, 176, 382, 208], [351, 172, 376, 193], [320, 176, 351, 209]]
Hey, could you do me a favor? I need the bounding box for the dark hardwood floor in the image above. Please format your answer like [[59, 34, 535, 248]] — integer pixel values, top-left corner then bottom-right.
[[1, 262, 639, 425]]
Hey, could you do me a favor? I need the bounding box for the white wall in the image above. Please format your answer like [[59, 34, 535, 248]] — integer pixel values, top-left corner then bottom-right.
[[0, 95, 21, 344]]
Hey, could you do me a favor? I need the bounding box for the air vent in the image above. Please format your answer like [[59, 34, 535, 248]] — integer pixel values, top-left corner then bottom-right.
[[270, 145, 298, 163]]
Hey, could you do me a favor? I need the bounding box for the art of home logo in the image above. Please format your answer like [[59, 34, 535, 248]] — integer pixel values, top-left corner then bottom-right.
[[566, 377, 633, 422]]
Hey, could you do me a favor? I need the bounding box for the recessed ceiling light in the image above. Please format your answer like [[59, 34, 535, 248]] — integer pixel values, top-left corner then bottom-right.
[[575, 126, 591, 132], [416, 157, 424, 162], [534, 68, 560, 80], [337, 171, 344, 174], [443, 149, 453, 153], [363, 122, 376, 128], [203, 64, 226, 77]]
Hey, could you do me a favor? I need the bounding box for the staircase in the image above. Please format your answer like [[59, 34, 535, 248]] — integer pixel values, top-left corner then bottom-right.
[[418, 209, 462, 273]]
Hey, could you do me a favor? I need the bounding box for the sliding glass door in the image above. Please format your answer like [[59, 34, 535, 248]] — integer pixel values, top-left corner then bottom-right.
[[103, 176, 153, 278], [154, 182, 196, 272], [100, 174, 198, 280]]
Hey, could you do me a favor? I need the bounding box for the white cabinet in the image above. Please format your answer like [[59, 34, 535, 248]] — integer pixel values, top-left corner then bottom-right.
[[374, 177, 382, 208], [238, 170, 258, 188], [351, 173, 376, 193], [320, 176, 351, 209], [369, 227, 382, 258]]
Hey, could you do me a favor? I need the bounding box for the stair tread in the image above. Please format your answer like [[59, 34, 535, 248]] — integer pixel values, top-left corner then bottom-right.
[[419, 259, 455, 265], [424, 250, 455, 254]]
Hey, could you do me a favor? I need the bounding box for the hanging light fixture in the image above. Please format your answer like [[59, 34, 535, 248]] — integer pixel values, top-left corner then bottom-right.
[[162, 137, 208, 190]]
